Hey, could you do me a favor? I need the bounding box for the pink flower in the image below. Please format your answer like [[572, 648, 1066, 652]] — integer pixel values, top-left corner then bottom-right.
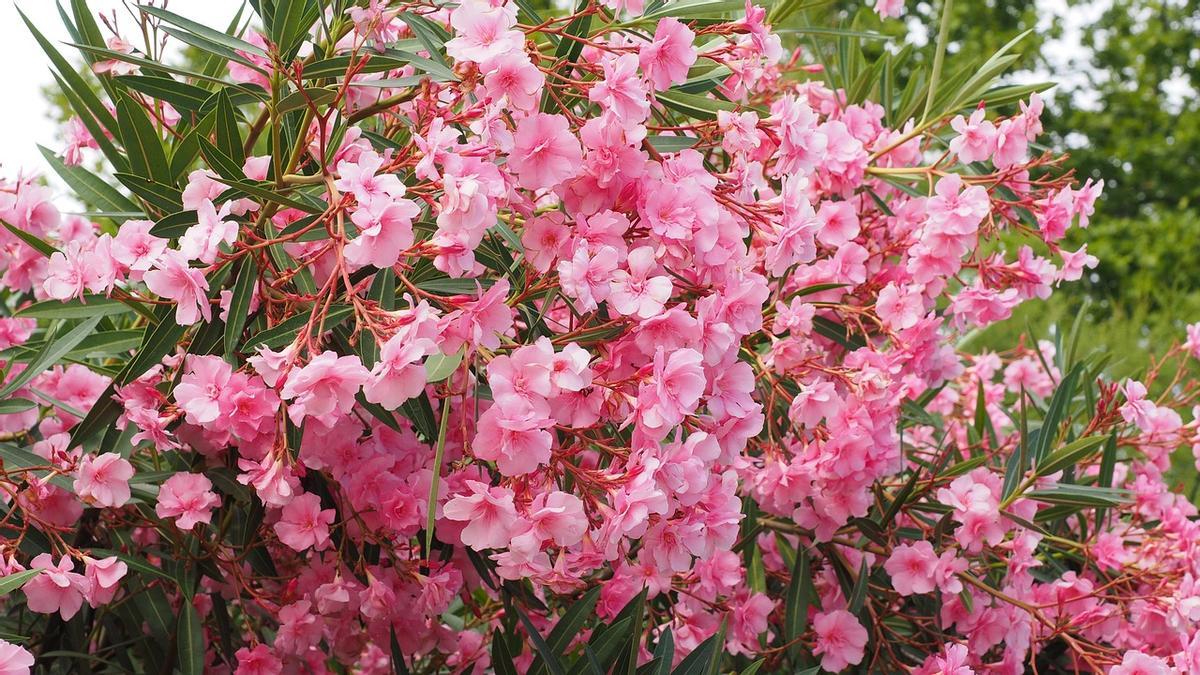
[[949, 109, 997, 164], [524, 491, 588, 547], [82, 556, 127, 607], [156, 473, 221, 530], [441, 279, 514, 353], [481, 52, 545, 111], [872, 0, 903, 18], [589, 54, 651, 123], [279, 351, 370, 426], [174, 355, 232, 425], [345, 195, 420, 269], [237, 455, 300, 508], [74, 452, 134, 507], [143, 249, 211, 326], [111, 219, 167, 272], [812, 609, 868, 672], [609, 247, 673, 319], [557, 245, 619, 313], [179, 199, 237, 264], [639, 18, 697, 91], [274, 492, 335, 552], [876, 282, 924, 331], [1109, 651, 1172, 675], [884, 541, 939, 595], [334, 151, 404, 205], [445, 0, 523, 64], [508, 113, 583, 190], [235, 645, 283, 675], [442, 480, 519, 550], [23, 554, 89, 620], [520, 211, 570, 273], [0, 639, 34, 675], [473, 401, 555, 476], [637, 347, 707, 433], [363, 332, 434, 409]]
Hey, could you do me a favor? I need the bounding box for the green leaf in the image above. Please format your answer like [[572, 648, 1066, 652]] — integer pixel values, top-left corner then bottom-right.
[[1, 221, 57, 257], [646, 135, 699, 153], [1026, 484, 1131, 508], [670, 620, 725, 675], [516, 606, 567, 675], [0, 569, 42, 596], [0, 316, 103, 399], [177, 601, 205, 675], [224, 257, 258, 356], [424, 350, 463, 383], [1032, 363, 1083, 467], [1034, 435, 1108, 479], [117, 75, 213, 113], [214, 89, 248, 167], [116, 92, 171, 183], [656, 90, 738, 120], [244, 304, 354, 350], [141, 5, 265, 57], [640, 0, 747, 20], [492, 629, 520, 675], [16, 296, 133, 320], [114, 172, 184, 213], [530, 586, 600, 675], [0, 399, 36, 414], [268, 0, 321, 60], [783, 546, 812, 658], [214, 178, 325, 214], [38, 146, 139, 217]]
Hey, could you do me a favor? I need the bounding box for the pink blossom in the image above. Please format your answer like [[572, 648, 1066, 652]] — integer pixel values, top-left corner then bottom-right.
[[74, 452, 134, 507], [509, 113, 583, 190], [609, 246, 673, 319], [0, 639, 34, 675], [639, 18, 697, 91], [174, 355, 232, 425], [274, 492, 335, 552], [446, 0, 523, 64], [156, 473, 221, 530], [235, 645, 283, 675], [812, 609, 869, 672], [143, 249, 211, 325], [949, 109, 997, 164], [885, 541, 939, 595], [111, 219, 167, 272], [279, 351, 370, 426], [589, 54, 651, 123], [1109, 651, 1172, 675], [473, 401, 555, 476], [179, 199, 237, 264], [24, 554, 89, 620], [82, 556, 127, 607], [557, 245, 619, 313], [442, 480, 519, 550], [480, 52, 545, 111], [345, 196, 420, 269], [872, 0, 903, 18]]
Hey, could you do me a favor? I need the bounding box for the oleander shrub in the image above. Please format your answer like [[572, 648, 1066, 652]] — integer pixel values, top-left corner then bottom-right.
[[0, 1, 1197, 673]]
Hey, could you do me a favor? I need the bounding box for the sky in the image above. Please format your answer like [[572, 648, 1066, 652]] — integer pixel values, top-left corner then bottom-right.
[[0, 0, 242, 176], [0, 0, 1097, 182]]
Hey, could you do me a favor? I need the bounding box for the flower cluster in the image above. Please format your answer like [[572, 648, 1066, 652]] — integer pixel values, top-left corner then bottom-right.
[[0, 0, 1194, 673]]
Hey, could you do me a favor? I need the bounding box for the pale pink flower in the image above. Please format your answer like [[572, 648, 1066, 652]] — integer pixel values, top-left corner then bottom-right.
[[884, 541, 939, 595], [82, 556, 127, 607], [74, 452, 134, 508], [445, 0, 523, 64], [345, 196, 420, 269], [949, 109, 997, 164], [609, 246, 673, 319], [143, 249, 211, 326], [234, 645, 283, 675], [480, 52, 545, 111], [274, 492, 335, 552], [279, 351, 370, 426], [639, 18, 697, 91], [23, 554, 89, 620], [363, 332, 434, 409], [442, 480, 519, 550], [0, 639, 34, 675], [473, 401, 555, 476], [179, 199, 237, 264], [111, 219, 167, 272], [508, 113, 583, 190], [174, 355, 232, 425], [156, 473, 221, 530], [812, 609, 868, 672], [589, 54, 651, 123], [1109, 651, 1172, 675]]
